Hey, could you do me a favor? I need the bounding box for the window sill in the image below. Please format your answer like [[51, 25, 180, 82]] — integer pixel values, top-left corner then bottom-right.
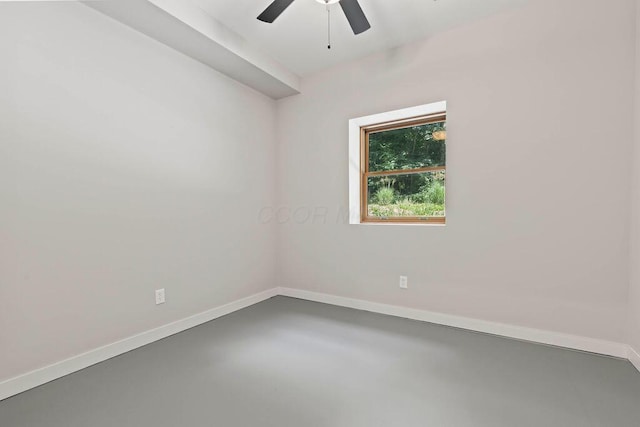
[[355, 221, 447, 227]]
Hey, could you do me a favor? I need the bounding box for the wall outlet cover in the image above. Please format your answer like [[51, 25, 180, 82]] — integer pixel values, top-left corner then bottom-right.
[[155, 289, 166, 305]]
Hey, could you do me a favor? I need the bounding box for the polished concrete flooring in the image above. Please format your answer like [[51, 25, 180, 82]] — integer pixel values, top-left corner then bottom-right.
[[1, 296, 639, 426]]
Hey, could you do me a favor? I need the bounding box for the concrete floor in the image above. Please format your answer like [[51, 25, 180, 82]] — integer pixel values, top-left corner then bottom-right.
[[1, 296, 639, 427]]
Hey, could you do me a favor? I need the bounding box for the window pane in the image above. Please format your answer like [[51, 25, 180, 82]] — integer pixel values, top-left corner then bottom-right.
[[368, 121, 446, 172], [367, 171, 445, 218]]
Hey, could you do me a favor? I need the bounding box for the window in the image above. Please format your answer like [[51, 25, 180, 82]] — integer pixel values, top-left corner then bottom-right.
[[360, 112, 446, 224]]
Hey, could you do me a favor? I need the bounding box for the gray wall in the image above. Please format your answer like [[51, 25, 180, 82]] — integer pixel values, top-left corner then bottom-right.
[[629, 0, 640, 358], [0, 3, 278, 381], [276, 0, 636, 343]]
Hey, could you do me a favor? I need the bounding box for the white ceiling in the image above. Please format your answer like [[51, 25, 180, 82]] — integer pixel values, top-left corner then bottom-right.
[[189, 0, 529, 77]]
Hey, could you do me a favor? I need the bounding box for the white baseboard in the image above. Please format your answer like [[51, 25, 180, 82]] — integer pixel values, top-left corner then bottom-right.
[[630, 347, 640, 373], [0, 288, 278, 402], [277, 287, 629, 359], [1, 286, 635, 402]]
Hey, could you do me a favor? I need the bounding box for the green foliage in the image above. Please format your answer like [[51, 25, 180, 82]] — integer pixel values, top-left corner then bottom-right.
[[425, 181, 445, 205], [366, 120, 447, 218], [368, 202, 445, 218], [374, 187, 395, 205], [367, 121, 446, 199], [369, 205, 386, 217], [369, 122, 446, 173]]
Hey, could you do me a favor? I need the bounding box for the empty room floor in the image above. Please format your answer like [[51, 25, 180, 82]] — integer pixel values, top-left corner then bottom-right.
[[1, 296, 639, 427]]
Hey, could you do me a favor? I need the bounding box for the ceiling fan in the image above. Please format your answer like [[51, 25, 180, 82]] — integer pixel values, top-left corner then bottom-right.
[[257, 0, 371, 35]]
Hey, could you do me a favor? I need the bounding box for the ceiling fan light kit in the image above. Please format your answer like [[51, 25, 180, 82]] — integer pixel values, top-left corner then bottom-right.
[[258, 0, 371, 49]]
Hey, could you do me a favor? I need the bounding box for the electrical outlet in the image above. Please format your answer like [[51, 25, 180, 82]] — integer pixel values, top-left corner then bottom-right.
[[155, 288, 166, 305], [399, 276, 408, 289]]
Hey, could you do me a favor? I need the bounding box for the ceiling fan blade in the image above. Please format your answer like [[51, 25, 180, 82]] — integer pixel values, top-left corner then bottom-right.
[[257, 0, 296, 23], [339, 0, 371, 35]]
